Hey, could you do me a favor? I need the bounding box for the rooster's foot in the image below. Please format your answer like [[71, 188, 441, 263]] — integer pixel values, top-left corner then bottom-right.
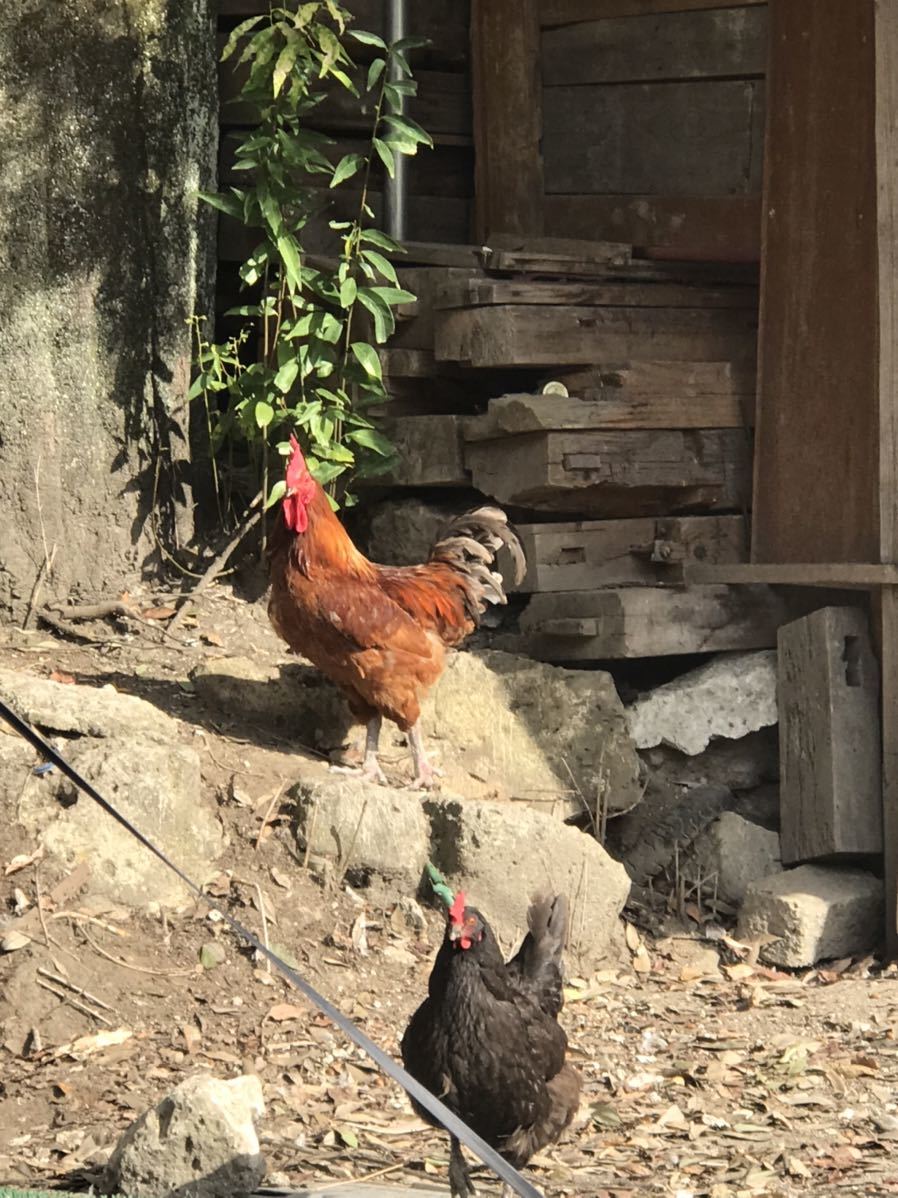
[[329, 756, 388, 786], [407, 764, 443, 791], [449, 1136, 477, 1198]]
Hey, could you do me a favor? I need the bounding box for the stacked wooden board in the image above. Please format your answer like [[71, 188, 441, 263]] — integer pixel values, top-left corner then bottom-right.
[[359, 237, 789, 661]]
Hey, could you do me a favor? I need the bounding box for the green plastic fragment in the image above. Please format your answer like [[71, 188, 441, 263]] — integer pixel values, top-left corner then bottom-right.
[[425, 860, 455, 909]]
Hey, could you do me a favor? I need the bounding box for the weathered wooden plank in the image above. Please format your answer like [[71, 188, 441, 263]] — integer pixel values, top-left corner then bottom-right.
[[543, 80, 765, 197], [502, 583, 791, 660], [543, 194, 761, 261], [877, 1, 898, 566], [376, 415, 468, 487], [390, 267, 483, 350], [434, 304, 757, 368], [542, 7, 767, 86], [513, 514, 747, 592], [686, 562, 898, 589], [464, 389, 750, 437], [752, 0, 879, 563], [482, 242, 631, 274], [471, 0, 544, 238], [540, 0, 767, 27], [465, 428, 750, 515], [778, 606, 882, 864], [555, 359, 756, 398], [435, 278, 758, 311]]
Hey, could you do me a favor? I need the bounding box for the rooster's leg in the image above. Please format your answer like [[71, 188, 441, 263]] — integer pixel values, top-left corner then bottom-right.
[[361, 714, 386, 783], [448, 1136, 476, 1198], [408, 721, 441, 790]]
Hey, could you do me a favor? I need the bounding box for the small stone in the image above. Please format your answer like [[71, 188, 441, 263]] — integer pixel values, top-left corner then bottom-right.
[[692, 812, 782, 903], [737, 865, 883, 967], [627, 651, 777, 756], [200, 941, 227, 970], [103, 1074, 265, 1198]]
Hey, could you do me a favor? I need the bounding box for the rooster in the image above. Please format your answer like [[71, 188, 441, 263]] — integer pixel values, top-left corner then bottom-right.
[[401, 893, 581, 1198], [267, 436, 525, 788]]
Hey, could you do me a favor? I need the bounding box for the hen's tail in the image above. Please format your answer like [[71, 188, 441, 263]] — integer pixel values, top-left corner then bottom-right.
[[428, 506, 526, 619], [508, 893, 569, 1017]]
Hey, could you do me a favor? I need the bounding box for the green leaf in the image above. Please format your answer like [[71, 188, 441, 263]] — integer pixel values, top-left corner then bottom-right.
[[255, 400, 275, 429], [367, 57, 386, 92], [393, 34, 431, 52], [356, 288, 395, 342], [348, 426, 395, 455], [277, 234, 303, 291], [351, 342, 383, 379], [274, 359, 300, 393], [273, 35, 301, 97], [360, 247, 399, 284], [373, 138, 395, 178], [198, 190, 244, 219], [370, 285, 417, 306], [221, 14, 266, 62], [350, 28, 387, 49], [382, 112, 433, 148], [265, 478, 287, 510], [360, 228, 405, 253], [339, 276, 357, 307], [330, 152, 365, 188]]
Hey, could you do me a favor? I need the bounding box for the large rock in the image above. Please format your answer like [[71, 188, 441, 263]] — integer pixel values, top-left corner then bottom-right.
[[354, 497, 459, 566], [691, 812, 782, 903], [0, 668, 177, 742], [425, 795, 631, 966], [0, 0, 217, 620], [103, 1074, 265, 1198], [627, 651, 777, 756], [737, 865, 883, 967], [421, 650, 641, 817], [609, 783, 735, 886], [18, 735, 224, 907], [640, 728, 779, 794], [195, 650, 643, 816], [293, 776, 430, 887]]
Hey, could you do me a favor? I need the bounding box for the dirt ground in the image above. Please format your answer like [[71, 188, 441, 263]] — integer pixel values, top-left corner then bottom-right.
[[1, 590, 898, 1198]]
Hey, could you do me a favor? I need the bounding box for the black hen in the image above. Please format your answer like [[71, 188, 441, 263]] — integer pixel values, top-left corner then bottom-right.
[[400, 892, 581, 1198]]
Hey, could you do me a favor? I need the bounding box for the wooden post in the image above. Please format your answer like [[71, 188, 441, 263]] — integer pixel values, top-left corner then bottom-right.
[[778, 607, 882, 865], [470, 0, 544, 240]]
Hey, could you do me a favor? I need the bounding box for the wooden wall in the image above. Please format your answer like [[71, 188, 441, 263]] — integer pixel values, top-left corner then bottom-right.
[[217, 0, 473, 257], [474, 0, 768, 262]]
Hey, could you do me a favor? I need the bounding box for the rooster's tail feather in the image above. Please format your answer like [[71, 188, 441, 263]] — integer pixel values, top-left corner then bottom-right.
[[428, 506, 525, 619]]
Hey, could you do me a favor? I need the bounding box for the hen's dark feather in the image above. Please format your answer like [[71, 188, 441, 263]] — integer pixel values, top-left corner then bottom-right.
[[400, 895, 580, 1172]]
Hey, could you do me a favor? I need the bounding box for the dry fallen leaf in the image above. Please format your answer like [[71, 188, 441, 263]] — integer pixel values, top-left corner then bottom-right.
[[724, 962, 755, 982], [624, 923, 641, 953], [0, 930, 31, 953], [632, 946, 652, 974], [142, 605, 177, 620], [52, 1028, 133, 1060], [265, 1002, 306, 1023], [4, 846, 45, 876], [49, 670, 76, 685]]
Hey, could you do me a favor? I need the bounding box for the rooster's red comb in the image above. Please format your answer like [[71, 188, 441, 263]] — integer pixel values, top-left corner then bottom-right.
[[448, 891, 466, 925]]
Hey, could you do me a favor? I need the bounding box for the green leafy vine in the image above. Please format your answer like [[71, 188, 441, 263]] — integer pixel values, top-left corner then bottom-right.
[[192, 1, 432, 517]]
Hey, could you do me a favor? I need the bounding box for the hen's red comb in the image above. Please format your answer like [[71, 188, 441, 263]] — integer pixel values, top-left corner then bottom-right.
[[448, 891, 466, 925]]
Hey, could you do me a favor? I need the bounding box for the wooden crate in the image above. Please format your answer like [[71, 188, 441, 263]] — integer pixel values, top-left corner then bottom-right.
[[498, 584, 797, 660], [513, 515, 748, 592], [465, 427, 750, 515]]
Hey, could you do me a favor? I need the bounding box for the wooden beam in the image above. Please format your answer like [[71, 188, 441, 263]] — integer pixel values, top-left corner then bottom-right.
[[752, 0, 879, 563], [540, 0, 766, 28], [879, 587, 898, 960], [464, 390, 750, 435], [543, 195, 761, 261], [471, 0, 543, 239], [877, 0, 898, 565], [778, 606, 883, 864], [685, 563, 898, 588]]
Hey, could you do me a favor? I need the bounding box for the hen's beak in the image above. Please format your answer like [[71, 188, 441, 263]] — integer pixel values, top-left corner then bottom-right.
[[448, 923, 463, 942]]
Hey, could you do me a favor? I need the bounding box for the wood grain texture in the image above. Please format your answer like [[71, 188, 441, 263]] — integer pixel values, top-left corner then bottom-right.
[[543, 79, 765, 197], [513, 515, 747, 592], [434, 303, 758, 368], [506, 583, 790, 659], [435, 278, 758, 311], [541, 7, 767, 85], [543, 195, 761, 260], [778, 606, 883, 863], [465, 428, 750, 515], [464, 390, 750, 435], [540, 0, 766, 26], [471, 0, 543, 238], [877, 0, 898, 563], [752, 0, 879, 563]]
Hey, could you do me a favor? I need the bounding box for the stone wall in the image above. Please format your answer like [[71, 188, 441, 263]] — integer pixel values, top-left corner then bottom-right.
[[0, 0, 217, 619]]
